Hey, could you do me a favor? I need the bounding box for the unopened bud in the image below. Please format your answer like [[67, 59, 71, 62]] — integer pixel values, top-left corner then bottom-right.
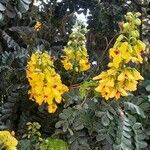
[[134, 18, 141, 26], [123, 23, 130, 30], [125, 15, 133, 21], [135, 12, 141, 17], [131, 30, 139, 38], [127, 12, 133, 16]]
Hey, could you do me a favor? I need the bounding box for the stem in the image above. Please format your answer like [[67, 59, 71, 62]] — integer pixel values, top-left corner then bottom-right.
[[117, 102, 125, 119], [70, 70, 77, 86], [95, 33, 119, 74], [81, 96, 87, 107]]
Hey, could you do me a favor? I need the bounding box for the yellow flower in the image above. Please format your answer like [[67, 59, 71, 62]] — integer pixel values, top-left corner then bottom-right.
[[109, 85, 128, 100], [48, 103, 58, 113], [0, 131, 18, 150], [124, 80, 138, 91], [109, 42, 131, 68], [93, 68, 117, 80], [79, 59, 90, 72], [61, 25, 90, 72], [118, 68, 134, 81], [33, 21, 42, 31], [34, 94, 44, 105], [26, 51, 68, 113], [93, 12, 145, 101], [100, 77, 115, 87], [62, 58, 73, 70], [95, 83, 128, 100], [93, 66, 143, 100], [137, 40, 146, 51], [109, 48, 122, 68], [64, 47, 74, 58], [95, 85, 111, 100], [132, 68, 144, 80], [131, 42, 145, 63], [93, 71, 108, 80]]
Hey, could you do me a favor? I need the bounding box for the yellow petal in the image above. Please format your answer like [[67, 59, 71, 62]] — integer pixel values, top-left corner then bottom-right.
[[119, 42, 128, 53], [93, 71, 107, 80], [124, 80, 137, 91], [48, 104, 57, 113], [112, 57, 122, 68], [132, 69, 144, 80]]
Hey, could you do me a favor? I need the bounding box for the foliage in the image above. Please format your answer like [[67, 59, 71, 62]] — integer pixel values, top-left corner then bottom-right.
[[54, 89, 150, 150], [40, 138, 69, 150], [0, 0, 150, 150], [18, 122, 43, 150], [18, 122, 69, 150]]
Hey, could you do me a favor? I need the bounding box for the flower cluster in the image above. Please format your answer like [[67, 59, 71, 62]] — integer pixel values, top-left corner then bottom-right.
[[26, 51, 68, 113], [0, 131, 18, 150], [93, 12, 145, 100], [61, 24, 90, 72], [93, 67, 143, 100]]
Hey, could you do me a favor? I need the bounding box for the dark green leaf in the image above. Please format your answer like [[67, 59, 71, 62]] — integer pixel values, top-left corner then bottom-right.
[[101, 115, 110, 126]]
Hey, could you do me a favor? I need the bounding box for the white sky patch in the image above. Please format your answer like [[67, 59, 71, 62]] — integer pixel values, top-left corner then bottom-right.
[[75, 12, 87, 24], [33, 0, 41, 6], [57, 0, 62, 2], [34, 0, 62, 5], [75, 9, 89, 26], [33, 0, 89, 24]]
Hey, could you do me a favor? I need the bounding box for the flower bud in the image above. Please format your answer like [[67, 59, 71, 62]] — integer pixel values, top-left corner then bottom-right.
[[123, 23, 130, 30], [127, 12, 133, 16], [135, 12, 141, 17], [125, 15, 133, 21], [134, 18, 141, 26], [131, 30, 139, 38]]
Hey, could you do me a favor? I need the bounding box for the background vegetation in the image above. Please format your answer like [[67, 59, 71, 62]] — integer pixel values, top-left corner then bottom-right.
[[0, 0, 150, 149]]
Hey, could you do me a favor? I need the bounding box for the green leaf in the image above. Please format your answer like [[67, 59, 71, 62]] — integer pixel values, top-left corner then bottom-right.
[[18, 0, 30, 13], [40, 138, 69, 150], [18, 139, 32, 150], [55, 121, 64, 128], [133, 123, 142, 130], [101, 115, 110, 126], [121, 142, 132, 150], [113, 145, 121, 150], [137, 141, 147, 149], [63, 122, 69, 132], [145, 85, 150, 91], [106, 134, 113, 144], [136, 134, 145, 140], [122, 136, 132, 146], [95, 111, 104, 118], [73, 122, 84, 131], [122, 131, 131, 139], [132, 122, 147, 150], [96, 134, 106, 141], [106, 111, 114, 120], [79, 80, 96, 97], [124, 102, 145, 118], [123, 126, 131, 132]]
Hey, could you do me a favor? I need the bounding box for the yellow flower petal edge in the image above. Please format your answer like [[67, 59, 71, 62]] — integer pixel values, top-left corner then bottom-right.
[[26, 51, 68, 113], [0, 130, 18, 150]]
